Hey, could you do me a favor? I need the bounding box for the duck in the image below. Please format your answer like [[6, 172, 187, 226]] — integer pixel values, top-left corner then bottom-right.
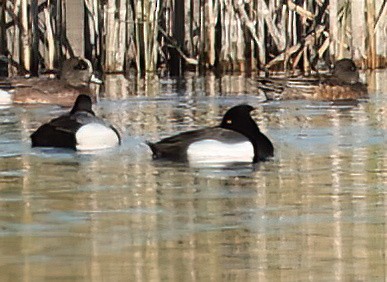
[[258, 58, 368, 101], [147, 104, 274, 164], [0, 57, 102, 106], [31, 94, 121, 150]]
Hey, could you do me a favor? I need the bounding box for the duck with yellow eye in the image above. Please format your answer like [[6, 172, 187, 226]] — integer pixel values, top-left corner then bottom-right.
[[147, 105, 274, 164], [258, 58, 368, 101]]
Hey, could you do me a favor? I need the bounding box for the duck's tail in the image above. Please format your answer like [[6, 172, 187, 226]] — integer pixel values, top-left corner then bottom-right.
[[146, 141, 158, 158]]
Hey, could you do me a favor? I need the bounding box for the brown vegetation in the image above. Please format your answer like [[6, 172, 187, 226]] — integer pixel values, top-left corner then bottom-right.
[[0, 0, 386, 77]]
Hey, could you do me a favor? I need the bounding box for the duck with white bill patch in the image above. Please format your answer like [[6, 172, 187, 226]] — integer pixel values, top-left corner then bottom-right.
[[31, 94, 121, 150], [0, 57, 102, 106], [147, 104, 274, 164]]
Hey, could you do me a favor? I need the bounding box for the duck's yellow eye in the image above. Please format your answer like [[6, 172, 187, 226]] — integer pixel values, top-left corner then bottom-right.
[[227, 119, 232, 124]]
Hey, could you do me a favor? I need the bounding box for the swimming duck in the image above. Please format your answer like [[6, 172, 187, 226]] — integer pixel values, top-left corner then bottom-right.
[[259, 58, 368, 101], [31, 94, 120, 150], [0, 57, 101, 106], [147, 105, 274, 164]]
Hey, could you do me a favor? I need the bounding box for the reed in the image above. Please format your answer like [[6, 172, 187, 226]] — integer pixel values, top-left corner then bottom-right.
[[0, 0, 386, 78]]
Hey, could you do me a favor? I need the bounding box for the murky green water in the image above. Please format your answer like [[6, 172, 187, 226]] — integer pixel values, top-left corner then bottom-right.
[[0, 71, 386, 281]]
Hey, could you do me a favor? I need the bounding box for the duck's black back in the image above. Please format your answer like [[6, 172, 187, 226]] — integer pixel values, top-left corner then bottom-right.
[[30, 95, 94, 149], [30, 116, 78, 149]]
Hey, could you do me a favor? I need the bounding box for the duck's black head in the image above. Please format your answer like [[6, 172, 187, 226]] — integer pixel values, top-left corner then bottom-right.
[[70, 94, 95, 115], [220, 104, 274, 162], [220, 104, 256, 133], [332, 58, 359, 84]]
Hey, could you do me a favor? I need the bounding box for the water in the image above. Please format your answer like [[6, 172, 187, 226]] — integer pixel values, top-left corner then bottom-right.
[[0, 71, 386, 281]]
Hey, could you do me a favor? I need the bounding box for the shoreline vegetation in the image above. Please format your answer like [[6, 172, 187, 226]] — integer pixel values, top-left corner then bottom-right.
[[0, 0, 386, 78]]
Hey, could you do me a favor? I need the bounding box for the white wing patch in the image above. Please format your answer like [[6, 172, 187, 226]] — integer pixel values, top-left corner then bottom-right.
[[0, 89, 12, 105], [75, 123, 119, 151], [187, 140, 254, 164]]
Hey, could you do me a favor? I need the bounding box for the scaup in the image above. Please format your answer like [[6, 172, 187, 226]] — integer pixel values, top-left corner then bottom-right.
[[147, 105, 274, 164], [31, 94, 120, 150]]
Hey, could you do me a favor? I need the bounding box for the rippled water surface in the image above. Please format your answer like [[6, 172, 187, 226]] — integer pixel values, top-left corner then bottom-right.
[[0, 71, 386, 281]]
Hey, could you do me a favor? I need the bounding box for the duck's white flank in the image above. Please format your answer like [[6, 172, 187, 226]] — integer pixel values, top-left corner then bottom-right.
[[187, 139, 254, 164], [75, 123, 119, 150], [0, 89, 12, 104]]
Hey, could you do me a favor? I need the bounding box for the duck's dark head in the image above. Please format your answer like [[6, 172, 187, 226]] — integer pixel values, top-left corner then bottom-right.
[[220, 104, 274, 162], [220, 104, 256, 134], [332, 58, 359, 84], [70, 94, 95, 115]]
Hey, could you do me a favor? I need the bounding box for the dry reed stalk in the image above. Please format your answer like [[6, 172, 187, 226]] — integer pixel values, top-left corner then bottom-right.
[[44, 5, 55, 70], [329, 0, 338, 59], [125, 1, 135, 70], [318, 33, 330, 58], [256, 0, 266, 66], [205, 0, 218, 67], [30, 0, 39, 75], [219, 0, 233, 70], [104, 0, 117, 72], [287, 0, 314, 20], [247, 1, 256, 69], [130, 0, 161, 74], [20, 0, 30, 72], [186, 0, 198, 58], [116, 0, 127, 71], [47, 0, 61, 65], [338, 1, 348, 59], [234, 6, 244, 71], [351, 1, 366, 63], [287, 1, 294, 48], [263, 1, 286, 51], [221, 2, 235, 70], [136, 0, 159, 74], [366, 0, 377, 69], [374, 0, 387, 31], [199, 0, 205, 65], [6, 0, 19, 75], [143, 0, 150, 72], [148, 0, 160, 72], [266, 23, 325, 71], [265, 43, 299, 69], [375, 0, 387, 67], [0, 2, 6, 71], [233, 0, 261, 68], [281, 3, 290, 72], [134, 0, 142, 74], [158, 25, 198, 65], [60, 0, 69, 58], [1, 0, 386, 76], [84, 0, 101, 61], [183, 0, 192, 57]]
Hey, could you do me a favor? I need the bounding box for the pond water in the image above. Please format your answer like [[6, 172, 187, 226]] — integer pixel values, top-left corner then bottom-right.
[[0, 71, 386, 281]]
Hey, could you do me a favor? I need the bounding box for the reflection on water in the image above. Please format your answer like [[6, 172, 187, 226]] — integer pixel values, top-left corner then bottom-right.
[[0, 71, 386, 281]]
